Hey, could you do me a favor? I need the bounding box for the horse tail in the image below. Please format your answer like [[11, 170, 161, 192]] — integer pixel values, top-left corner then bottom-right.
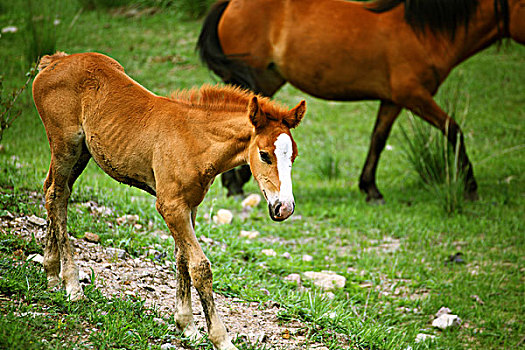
[[38, 51, 68, 71], [196, 0, 257, 89]]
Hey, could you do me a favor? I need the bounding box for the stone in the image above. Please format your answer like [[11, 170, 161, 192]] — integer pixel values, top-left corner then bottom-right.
[[303, 271, 346, 290], [213, 209, 233, 225], [27, 215, 46, 226], [106, 247, 126, 259], [242, 194, 261, 209], [281, 252, 291, 259], [27, 254, 44, 264], [284, 273, 301, 284], [160, 343, 177, 350], [261, 249, 277, 257], [432, 314, 461, 330], [415, 333, 436, 343], [116, 214, 139, 225], [302, 254, 313, 262], [435, 306, 452, 317], [79, 270, 91, 283], [240, 230, 260, 239], [84, 232, 100, 243]]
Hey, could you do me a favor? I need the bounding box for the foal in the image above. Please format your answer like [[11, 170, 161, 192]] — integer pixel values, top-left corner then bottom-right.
[[32, 52, 305, 350]]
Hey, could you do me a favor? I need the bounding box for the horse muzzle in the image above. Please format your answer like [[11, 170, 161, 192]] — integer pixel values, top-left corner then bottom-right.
[[268, 200, 295, 221]]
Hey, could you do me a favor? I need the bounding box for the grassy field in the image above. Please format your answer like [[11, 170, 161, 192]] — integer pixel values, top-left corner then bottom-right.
[[1, 2, 524, 349]]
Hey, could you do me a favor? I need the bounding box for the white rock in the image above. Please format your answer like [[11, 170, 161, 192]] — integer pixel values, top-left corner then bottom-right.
[[239, 230, 260, 239], [106, 247, 126, 259], [27, 215, 46, 226], [261, 249, 277, 257], [79, 270, 91, 283], [415, 333, 436, 343], [242, 194, 261, 209], [303, 271, 346, 290], [281, 252, 291, 259], [27, 254, 44, 264], [432, 314, 461, 330], [160, 343, 177, 350], [116, 214, 139, 225], [435, 306, 452, 317], [284, 273, 301, 284], [1, 26, 18, 33], [302, 254, 313, 262], [323, 292, 336, 300], [213, 209, 233, 225]]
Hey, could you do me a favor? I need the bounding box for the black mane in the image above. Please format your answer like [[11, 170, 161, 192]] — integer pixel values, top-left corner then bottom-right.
[[367, 0, 509, 39]]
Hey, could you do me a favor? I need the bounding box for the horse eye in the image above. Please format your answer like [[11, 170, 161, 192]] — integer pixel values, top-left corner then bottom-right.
[[259, 151, 272, 164]]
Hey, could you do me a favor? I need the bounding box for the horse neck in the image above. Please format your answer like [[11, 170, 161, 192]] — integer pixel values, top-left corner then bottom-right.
[[191, 106, 254, 174], [448, 0, 508, 65]]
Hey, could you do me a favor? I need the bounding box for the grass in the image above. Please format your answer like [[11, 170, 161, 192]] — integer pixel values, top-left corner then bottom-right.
[[0, 2, 524, 349]]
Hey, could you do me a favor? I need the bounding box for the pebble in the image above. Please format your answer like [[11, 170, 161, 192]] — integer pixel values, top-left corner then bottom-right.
[[283, 273, 301, 284], [79, 270, 91, 283], [27, 215, 46, 226], [84, 232, 100, 243], [432, 314, 461, 329], [239, 230, 260, 239], [302, 254, 313, 262], [213, 209, 233, 225], [415, 333, 436, 343], [281, 252, 291, 259], [303, 271, 346, 290], [116, 214, 139, 225], [106, 247, 127, 259], [242, 194, 261, 209], [435, 306, 452, 317], [261, 249, 277, 257], [27, 254, 44, 264], [160, 343, 177, 350]]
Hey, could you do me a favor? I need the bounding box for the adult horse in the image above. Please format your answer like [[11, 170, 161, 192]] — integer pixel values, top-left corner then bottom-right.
[[33, 52, 305, 350], [197, 0, 524, 202]]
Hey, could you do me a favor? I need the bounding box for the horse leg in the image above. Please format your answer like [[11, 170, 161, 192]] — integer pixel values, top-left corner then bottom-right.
[[43, 126, 87, 300], [400, 89, 478, 199], [359, 101, 402, 203], [157, 198, 236, 350], [221, 67, 285, 196]]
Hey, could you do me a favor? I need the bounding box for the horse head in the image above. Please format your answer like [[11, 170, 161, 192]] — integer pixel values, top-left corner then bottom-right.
[[246, 96, 306, 221]]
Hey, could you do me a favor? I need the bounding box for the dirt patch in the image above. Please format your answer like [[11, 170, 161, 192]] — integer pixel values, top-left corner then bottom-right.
[[1, 213, 341, 349]]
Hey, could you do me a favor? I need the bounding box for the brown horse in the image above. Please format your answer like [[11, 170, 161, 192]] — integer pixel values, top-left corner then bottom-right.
[[32, 52, 305, 350], [197, 0, 525, 202]]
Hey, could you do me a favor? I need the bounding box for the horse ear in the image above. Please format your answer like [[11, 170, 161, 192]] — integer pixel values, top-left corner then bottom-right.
[[248, 96, 267, 129], [285, 100, 306, 129]]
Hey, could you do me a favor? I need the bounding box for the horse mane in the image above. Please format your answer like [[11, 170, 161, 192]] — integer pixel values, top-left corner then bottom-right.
[[367, 0, 510, 39], [170, 84, 289, 118]]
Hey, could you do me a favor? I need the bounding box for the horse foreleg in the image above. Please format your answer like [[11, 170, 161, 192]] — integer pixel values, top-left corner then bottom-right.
[[402, 89, 478, 199], [157, 200, 236, 350], [359, 101, 402, 203]]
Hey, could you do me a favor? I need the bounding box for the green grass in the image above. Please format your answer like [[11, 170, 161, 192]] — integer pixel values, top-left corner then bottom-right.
[[0, 2, 524, 349]]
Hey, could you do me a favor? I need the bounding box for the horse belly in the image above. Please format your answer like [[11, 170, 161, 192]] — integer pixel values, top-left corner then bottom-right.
[[84, 126, 156, 195]]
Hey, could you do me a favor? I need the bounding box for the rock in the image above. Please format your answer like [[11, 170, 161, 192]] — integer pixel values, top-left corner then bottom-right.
[[213, 209, 233, 225], [239, 230, 260, 239], [281, 252, 291, 259], [323, 292, 336, 300], [116, 214, 139, 225], [435, 306, 452, 317], [284, 273, 301, 285], [242, 194, 261, 209], [27, 215, 46, 226], [303, 271, 346, 290], [302, 254, 313, 262], [84, 232, 100, 243], [79, 270, 91, 283], [1, 211, 14, 220], [27, 254, 44, 264], [432, 314, 461, 330], [470, 294, 484, 305], [106, 247, 127, 259], [415, 333, 436, 343], [261, 249, 277, 257], [160, 343, 177, 350]]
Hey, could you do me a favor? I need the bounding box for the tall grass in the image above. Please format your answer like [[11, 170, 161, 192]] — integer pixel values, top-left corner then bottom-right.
[[399, 85, 469, 213]]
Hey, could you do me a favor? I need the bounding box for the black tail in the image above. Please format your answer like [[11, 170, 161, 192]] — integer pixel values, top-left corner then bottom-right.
[[196, 0, 257, 90]]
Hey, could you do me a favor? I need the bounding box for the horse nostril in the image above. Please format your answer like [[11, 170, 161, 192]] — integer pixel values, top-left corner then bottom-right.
[[274, 202, 282, 216]]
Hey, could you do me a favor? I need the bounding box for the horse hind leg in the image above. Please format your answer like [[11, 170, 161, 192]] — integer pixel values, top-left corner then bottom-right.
[[359, 101, 402, 203], [44, 128, 88, 300]]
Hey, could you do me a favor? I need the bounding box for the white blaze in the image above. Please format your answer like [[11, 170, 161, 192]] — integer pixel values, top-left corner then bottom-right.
[[274, 133, 294, 202]]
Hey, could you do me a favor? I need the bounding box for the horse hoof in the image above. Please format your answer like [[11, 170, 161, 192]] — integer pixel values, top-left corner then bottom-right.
[[47, 276, 61, 290], [366, 195, 385, 205], [66, 286, 85, 301]]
